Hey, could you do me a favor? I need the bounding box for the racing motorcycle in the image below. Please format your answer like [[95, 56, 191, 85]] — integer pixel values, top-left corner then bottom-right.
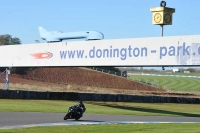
[[63, 105, 85, 120]]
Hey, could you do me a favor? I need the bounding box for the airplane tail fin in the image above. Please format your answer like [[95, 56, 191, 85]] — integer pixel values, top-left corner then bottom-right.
[[38, 26, 48, 39]]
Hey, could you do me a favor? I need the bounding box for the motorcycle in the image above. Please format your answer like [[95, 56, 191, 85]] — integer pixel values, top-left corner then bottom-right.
[[63, 105, 84, 120]]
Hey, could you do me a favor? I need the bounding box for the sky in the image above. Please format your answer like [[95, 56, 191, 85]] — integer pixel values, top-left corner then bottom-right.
[[1, 0, 200, 44], [0, 0, 200, 70]]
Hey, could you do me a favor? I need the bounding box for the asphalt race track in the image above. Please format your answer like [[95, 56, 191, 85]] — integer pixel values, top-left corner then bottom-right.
[[0, 112, 200, 129]]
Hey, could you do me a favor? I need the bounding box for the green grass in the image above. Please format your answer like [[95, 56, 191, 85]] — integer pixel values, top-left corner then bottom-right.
[[0, 99, 200, 117], [1, 100, 200, 132], [129, 75, 200, 92], [1, 124, 200, 133]]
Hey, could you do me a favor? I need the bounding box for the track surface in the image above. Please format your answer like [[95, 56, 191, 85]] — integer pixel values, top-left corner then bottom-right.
[[0, 112, 200, 128]]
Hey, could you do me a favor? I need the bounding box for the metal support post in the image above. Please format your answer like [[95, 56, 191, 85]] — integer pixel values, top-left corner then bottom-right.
[[6, 68, 10, 90], [160, 25, 164, 37]]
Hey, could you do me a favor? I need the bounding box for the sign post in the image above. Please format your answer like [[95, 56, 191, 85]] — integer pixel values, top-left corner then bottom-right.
[[6, 68, 10, 90], [150, 1, 175, 37]]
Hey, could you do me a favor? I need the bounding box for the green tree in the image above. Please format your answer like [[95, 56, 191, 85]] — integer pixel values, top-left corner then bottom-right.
[[186, 68, 196, 73], [0, 34, 21, 45], [0, 34, 22, 73]]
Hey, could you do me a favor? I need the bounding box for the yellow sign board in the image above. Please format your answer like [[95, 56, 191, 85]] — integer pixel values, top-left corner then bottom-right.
[[150, 7, 175, 25]]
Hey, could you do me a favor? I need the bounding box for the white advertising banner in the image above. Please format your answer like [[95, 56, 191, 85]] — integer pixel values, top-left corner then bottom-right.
[[0, 35, 200, 67]]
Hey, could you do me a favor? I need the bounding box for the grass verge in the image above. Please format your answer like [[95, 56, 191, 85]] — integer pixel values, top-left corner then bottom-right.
[[129, 75, 200, 92], [0, 99, 200, 116], [0, 124, 200, 133]]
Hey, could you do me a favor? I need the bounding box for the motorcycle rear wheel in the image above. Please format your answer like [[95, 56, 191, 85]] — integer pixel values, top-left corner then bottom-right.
[[75, 116, 80, 120]]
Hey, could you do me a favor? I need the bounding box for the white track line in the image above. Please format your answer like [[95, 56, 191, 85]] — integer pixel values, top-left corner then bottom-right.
[[1, 121, 200, 129]]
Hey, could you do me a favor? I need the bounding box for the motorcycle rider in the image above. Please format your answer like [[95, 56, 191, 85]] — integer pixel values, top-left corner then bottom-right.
[[76, 101, 86, 116], [64, 101, 86, 120]]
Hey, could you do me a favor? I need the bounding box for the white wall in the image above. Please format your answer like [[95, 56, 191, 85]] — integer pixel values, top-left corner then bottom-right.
[[0, 35, 200, 67]]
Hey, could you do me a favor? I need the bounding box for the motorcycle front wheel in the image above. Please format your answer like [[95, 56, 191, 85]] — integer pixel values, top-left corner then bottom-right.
[[75, 116, 81, 120], [64, 115, 68, 120], [64, 113, 70, 120]]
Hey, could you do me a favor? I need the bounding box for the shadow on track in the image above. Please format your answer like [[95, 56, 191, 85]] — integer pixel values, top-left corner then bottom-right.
[[74, 120, 106, 122], [85, 101, 200, 117], [63, 119, 106, 122]]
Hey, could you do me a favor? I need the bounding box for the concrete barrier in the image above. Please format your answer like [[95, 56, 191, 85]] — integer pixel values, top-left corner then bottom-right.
[[0, 90, 199, 104]]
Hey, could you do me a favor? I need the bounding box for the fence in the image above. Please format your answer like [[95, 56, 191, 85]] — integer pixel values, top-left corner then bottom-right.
[[87, 67, 128, 78], [130, 77, 171, 91], [132, 78, 158, 87], [142, 73, 200, 79]]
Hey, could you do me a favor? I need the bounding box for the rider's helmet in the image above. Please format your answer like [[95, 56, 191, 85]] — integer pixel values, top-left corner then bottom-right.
[[77, 101, 82, 106]]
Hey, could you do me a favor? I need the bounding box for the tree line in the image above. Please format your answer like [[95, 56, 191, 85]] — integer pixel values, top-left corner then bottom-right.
[[118, 67, 200, 73], [0, 34, 30, 74]]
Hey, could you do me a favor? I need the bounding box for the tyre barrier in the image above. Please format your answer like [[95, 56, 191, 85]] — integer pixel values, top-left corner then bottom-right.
[[0, 90, 199, 104]]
